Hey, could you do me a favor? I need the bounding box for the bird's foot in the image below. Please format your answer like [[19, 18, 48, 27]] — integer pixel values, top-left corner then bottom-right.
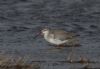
[[67, 59, 74, 63], [67, 55, 74, 63]]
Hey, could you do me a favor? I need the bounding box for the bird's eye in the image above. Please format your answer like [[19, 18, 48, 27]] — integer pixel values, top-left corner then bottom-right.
[[43, 29, 48, 31]]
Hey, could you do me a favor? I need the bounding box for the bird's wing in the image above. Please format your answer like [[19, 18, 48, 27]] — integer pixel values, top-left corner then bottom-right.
[[49, 29, 76, 40], [54, 30, 75, 40]]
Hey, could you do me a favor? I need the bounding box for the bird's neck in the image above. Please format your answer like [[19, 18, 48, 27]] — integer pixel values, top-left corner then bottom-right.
[[44, 32, 49, 39]]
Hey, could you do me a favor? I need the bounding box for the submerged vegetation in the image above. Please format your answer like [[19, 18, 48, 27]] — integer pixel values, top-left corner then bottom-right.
[[0, 55, 40, 69]]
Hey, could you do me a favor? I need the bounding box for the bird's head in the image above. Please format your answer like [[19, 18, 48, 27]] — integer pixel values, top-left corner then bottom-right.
[[41, 28, 49, 35]]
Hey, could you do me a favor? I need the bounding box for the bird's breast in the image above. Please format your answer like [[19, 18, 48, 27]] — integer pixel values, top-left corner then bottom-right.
[[44, 36, 68, 45]]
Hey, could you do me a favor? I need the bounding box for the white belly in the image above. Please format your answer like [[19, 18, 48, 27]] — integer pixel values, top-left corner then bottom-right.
[[45, 38, 68, 45]]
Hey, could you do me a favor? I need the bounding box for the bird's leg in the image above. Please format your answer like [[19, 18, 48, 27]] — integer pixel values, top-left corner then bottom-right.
[[67, 45, 74, 63]]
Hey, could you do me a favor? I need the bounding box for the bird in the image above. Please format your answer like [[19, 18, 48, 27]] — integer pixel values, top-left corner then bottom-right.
[[41, 28, 79, 47], [41, 28, 80, 62]]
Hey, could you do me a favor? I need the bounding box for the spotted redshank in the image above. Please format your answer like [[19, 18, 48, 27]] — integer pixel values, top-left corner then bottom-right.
[[41, 28, 80, 62], [41, 28, 79, 46]]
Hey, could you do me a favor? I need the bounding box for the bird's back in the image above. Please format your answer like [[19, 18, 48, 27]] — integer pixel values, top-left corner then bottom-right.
[[48, 29, 75, 40]]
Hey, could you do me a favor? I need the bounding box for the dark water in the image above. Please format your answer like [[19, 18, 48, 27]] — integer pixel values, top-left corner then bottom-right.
[[0, 0, 100, 69]]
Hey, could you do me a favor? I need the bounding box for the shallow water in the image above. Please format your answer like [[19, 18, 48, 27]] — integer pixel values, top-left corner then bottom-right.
[[0, 0, 100, 69]]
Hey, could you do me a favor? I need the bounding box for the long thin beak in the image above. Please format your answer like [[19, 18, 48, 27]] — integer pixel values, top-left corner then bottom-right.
[[33, 32, 41, 39], [40, 31, 43, 35]]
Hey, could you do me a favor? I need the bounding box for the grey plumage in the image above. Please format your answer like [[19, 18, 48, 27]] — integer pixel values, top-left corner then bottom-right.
[[42, 28, 79, 46], [48, 29, 75, 40]]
